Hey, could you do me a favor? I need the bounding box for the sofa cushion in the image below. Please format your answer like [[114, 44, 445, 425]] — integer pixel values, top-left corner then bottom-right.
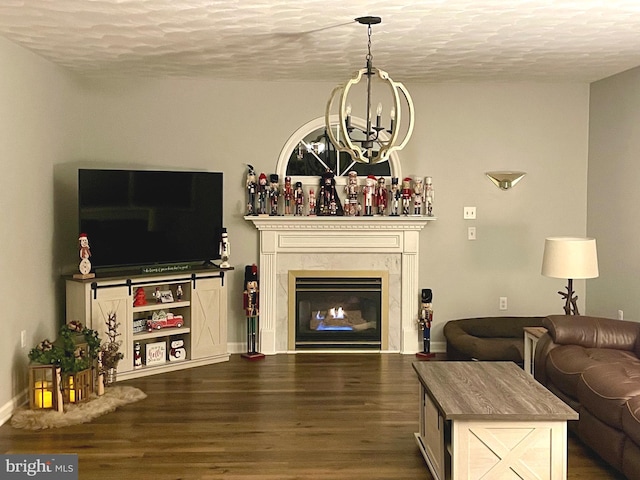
[[578, 407, 626, 473], [546, 345, 638, 399], [577, 362, 640, 430], [623, 395, 640, 447]]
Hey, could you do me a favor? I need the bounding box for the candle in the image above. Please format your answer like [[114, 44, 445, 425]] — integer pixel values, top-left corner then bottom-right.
[[376, 103, 382, 127], [68, 376, 76, 402], [345, 104, 352, 129], [34, 381, 52, 408], [390, 107, 396, 131]]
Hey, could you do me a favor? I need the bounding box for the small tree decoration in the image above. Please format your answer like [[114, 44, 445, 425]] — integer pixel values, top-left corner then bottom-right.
[[100, 312, 124, 386]]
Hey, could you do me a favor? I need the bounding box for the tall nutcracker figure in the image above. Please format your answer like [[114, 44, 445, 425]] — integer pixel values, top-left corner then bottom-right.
[[375, 176, 388, 215], [242, 264, 265, 360], [269, 174, 280, 216], [425, 176, 435, 217], [219, 228, 230, 268], [416, 289, 436, 359], [389, 177, 401, 216], [401, 177, 413, 216], [344, 170, 360, 216], [283, 176, 293, 215], [412, 176, 424, 215], [246, 165, 257, 216], [363, 175, 377, 216], [257, 172, 269, 215], [294, 181, 305, 216]]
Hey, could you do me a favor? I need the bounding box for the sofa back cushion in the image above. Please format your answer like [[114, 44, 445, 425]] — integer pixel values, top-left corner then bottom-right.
[[544, 315, 640, 351]]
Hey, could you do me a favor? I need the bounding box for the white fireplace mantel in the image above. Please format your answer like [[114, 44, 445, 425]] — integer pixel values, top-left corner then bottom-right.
[[246, 215, 435, 354]]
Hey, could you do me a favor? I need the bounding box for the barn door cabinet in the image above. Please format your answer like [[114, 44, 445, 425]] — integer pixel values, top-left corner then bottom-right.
[[65, 268, 229, 380]]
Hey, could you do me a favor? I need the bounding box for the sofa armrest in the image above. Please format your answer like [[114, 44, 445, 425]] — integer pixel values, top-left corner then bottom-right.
[[543, 315, 640, 351]]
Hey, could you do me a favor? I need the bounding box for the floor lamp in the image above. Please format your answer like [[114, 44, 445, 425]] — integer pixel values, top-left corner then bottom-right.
[[541, 237, 599, 315]]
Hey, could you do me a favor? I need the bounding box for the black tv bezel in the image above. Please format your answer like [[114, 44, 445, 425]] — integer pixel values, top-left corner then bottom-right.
[[78, 168, 224, 271]]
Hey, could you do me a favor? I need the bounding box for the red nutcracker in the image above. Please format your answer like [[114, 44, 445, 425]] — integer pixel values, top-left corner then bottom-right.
[[401, 177, 412, 216], [242, 264, 264, 360], [283, 176, 293, 215]]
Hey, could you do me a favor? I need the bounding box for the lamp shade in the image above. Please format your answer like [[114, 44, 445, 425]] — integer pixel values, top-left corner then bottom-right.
[[541, 237, 599, 279]]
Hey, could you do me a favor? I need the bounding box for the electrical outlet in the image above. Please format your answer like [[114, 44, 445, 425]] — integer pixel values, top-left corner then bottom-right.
[[463, 206, 476, 219], [499, 297, 508, 310], [467, 226, 476, 240], [20, 330, 26, 348], [618, 310, 624, 320]]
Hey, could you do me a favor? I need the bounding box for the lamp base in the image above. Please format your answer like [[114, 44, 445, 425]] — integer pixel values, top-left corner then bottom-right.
[[558, 278, 580, 315]]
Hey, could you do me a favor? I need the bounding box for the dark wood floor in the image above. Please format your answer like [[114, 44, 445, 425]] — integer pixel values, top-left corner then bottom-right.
[[0, 354, 625, 479]]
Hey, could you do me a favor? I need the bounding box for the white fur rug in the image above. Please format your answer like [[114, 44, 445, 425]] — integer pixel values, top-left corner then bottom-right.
[[11, 386, 146, 430]]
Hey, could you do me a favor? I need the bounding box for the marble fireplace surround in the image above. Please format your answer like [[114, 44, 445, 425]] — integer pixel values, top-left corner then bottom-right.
[[246, 216, 434, 354]]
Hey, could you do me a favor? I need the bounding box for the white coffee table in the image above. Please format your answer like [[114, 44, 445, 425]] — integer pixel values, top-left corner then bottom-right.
[[413, 361, 578, 480]]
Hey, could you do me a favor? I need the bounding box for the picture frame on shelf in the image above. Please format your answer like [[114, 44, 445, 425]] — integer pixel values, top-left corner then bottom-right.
[[146, 341, 167, 366]]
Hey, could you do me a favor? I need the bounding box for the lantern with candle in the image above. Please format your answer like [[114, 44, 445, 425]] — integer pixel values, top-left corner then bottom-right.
[[28, 363, 63, 411], [28, 322, 102, 408]]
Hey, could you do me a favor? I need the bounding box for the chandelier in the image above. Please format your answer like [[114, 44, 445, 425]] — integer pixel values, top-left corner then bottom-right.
[[325, 16, 415, 165]]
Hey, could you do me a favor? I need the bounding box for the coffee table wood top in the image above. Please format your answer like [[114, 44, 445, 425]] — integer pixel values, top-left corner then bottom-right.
[[413, 361, 578, 422]]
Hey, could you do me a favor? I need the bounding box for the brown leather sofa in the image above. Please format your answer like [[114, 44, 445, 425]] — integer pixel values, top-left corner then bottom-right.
[[535, 315, 640, 480], [443, 316, 545, 363]]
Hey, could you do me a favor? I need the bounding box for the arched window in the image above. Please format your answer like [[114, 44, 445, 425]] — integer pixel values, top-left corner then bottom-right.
[[276, 116, 402, 186]]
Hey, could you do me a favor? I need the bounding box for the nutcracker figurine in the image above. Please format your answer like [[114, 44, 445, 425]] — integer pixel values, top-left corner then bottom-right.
[[412, 176, 424, 215], [308, 188, 316, 216], [219, 228, 230, 268], [283, 176, 293, 215], [401, 177, 413, 216], [416, 289, 436, 359], [425, 176, 435, 217], [363, 175, 376, 216], [246, 165, 257, 216], [257, 173, 269, 215], [389, 177, 401, 216], [375, 176, 388, 215], [344, 170, 360, 216], [294, 181, 304, 216], [269, 174, 280, 216], [242, 264, 265, 360]]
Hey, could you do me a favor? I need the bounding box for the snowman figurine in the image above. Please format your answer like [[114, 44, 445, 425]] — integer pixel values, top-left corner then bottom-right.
[[77, 233, 94, 277]]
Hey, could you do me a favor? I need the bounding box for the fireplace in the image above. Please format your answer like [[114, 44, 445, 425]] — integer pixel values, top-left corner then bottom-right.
[[246, 216, 434, 354], [289, 271, 388, 350]]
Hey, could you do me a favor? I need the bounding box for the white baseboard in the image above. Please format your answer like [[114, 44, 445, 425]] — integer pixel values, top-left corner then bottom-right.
[[0, 388, 27, 427]]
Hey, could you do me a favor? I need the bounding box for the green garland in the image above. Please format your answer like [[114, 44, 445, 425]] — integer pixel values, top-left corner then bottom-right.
[[29, 323, 102, 373]]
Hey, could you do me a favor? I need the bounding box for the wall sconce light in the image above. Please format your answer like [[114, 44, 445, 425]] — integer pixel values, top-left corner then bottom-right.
[[486, 171, 526, 190]]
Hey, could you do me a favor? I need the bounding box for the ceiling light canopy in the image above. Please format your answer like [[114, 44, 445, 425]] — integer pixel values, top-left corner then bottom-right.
[[325, 16, 415, 165]]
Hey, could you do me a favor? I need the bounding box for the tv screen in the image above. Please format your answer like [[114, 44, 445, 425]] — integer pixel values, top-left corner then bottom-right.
[[79, 169, 223, 270]]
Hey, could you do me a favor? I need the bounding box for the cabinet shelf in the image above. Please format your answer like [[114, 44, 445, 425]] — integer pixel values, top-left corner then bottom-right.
[[134, 327, 190, 341], [133, 301, 190, 313]]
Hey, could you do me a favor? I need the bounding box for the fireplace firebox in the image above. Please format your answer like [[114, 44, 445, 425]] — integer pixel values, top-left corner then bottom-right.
[[289, 272, 388, 350]]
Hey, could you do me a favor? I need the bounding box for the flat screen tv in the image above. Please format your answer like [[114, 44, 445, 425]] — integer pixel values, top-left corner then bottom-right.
[[78, 169, 223, 270]]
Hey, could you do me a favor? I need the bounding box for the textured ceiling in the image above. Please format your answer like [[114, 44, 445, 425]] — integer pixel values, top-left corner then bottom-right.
[[1, 1, 640, 82]]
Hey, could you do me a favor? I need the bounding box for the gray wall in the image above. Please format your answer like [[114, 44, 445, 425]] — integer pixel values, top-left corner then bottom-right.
[[588, 66, 640, 320], [0, 36, 82, 421], [1, 37, 594, 420], [71, 78, 590, 350]]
